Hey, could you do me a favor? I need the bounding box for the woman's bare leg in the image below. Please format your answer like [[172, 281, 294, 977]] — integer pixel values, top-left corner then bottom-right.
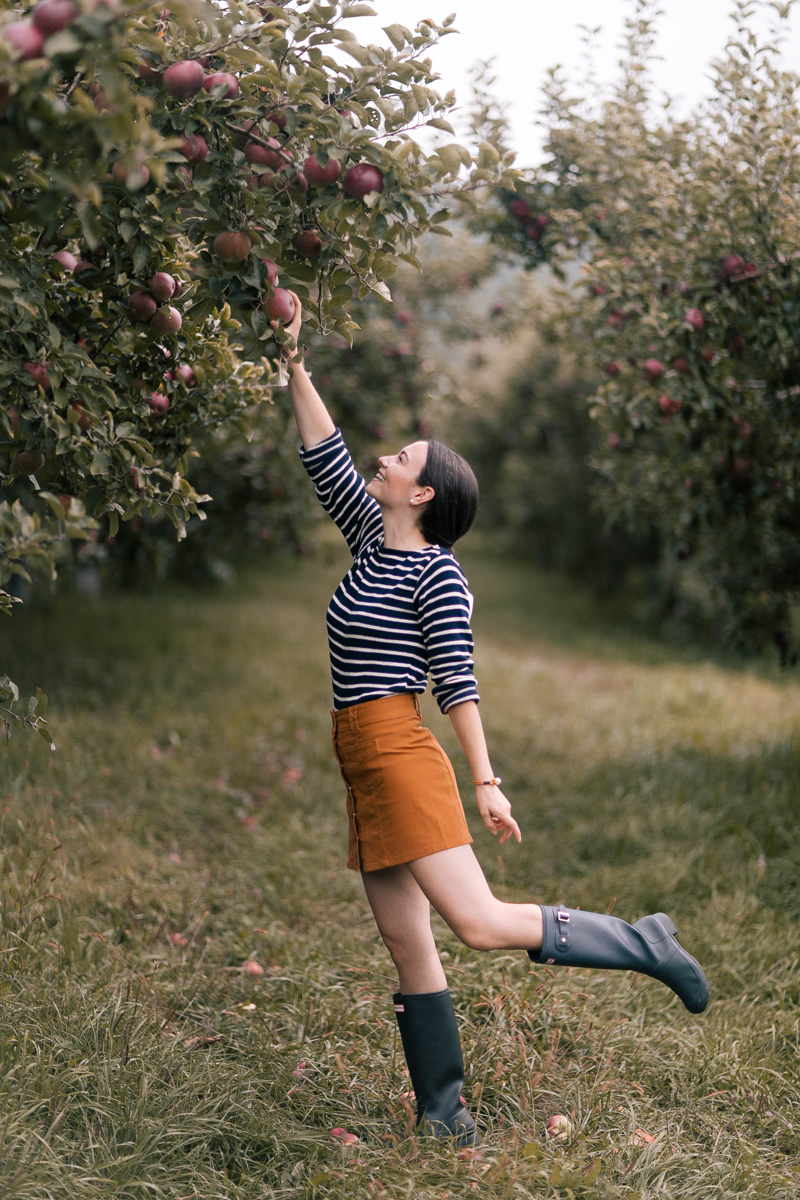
[[408, 845, 543, 952], [361, 864, 448, 993]]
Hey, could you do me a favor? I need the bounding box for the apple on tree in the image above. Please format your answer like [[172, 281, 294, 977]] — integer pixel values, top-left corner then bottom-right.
[[203, 72, 239, 99], [32, 0, 77, 36], [146, 392, 170, 415], [2, 21, 45, 61], [128, 291, 157, 322], [23, 362, 51, 389], [15, 449, 46, 475], [149, 272, 176, 301], [178, 133, 208, 165], [263, 289, 296, 324], [296, 230, 322, 259], [343, 163, 384, 200], [303, 155, 341, 186], [151, 306, 182, 335], [213, 231, 251, 262], [162, 60, 205, 99]]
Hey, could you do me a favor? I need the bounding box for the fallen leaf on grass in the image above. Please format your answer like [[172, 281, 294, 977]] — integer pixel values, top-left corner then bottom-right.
[[183, 1035, 222, 1050], [631, 1128, 655, 1146], [168, 933, 188, 946], [329, 1127, 358, 1144], [292, 1061, 307, 1077]]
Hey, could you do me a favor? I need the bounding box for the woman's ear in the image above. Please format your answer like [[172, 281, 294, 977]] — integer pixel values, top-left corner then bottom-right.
[[410, 484, 435, 507]]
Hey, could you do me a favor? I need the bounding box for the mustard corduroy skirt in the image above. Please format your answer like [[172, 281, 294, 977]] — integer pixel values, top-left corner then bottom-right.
[[330, 692, 473, 872]]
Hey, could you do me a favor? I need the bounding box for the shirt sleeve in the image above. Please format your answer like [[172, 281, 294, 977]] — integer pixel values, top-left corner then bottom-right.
[[415, 554, 480, 713], [298, 428, 382, 557]]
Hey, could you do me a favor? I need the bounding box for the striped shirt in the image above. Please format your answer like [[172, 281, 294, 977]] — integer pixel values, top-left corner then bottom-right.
[[299, 429, 480, 713]]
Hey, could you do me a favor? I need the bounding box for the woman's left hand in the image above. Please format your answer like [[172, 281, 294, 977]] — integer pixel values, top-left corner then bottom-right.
[[475, 785, 521, 844]]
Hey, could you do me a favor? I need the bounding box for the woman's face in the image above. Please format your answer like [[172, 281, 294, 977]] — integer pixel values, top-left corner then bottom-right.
[[366, 441, 433, 511]]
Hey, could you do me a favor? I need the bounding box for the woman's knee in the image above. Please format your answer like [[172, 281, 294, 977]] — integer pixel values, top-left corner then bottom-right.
[[379, 925, 434, 966]]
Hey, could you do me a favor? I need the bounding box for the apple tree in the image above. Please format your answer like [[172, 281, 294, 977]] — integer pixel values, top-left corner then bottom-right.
[[0, 0, 519, 738], [480, 1, 800, 654]]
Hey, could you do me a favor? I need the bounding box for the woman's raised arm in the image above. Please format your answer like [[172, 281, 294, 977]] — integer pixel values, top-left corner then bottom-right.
[[278, 291, 335, 450]]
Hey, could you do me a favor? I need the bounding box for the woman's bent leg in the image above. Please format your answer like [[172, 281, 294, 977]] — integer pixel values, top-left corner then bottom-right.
[[407, 846, 708, 1014], [407, 844, 544, 952]]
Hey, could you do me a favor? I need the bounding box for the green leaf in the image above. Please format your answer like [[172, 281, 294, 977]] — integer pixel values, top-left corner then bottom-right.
[[382, 24, 409, 50], [35, 689, 48, 717], [426, 118, 456, 135], [341, 3, 377, 15], [36, 723, 56, 752], [0, 676, 19, 705]]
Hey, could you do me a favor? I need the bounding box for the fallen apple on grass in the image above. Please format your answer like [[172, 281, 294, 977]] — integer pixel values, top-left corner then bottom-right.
[[545, 1114, 573, 1141]]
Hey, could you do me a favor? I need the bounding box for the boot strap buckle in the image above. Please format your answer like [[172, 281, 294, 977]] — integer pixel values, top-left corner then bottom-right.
[[555, 908, 570, 952]]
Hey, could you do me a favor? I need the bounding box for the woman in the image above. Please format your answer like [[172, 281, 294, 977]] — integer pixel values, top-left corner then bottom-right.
[[280, 294, 708, 1147]]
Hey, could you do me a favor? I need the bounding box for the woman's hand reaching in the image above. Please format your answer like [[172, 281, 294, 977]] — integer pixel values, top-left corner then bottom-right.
[[475, 784, 521, 845]]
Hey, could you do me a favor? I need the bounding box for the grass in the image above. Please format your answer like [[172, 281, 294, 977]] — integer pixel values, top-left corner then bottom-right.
[[1, 543, 799, 1198]]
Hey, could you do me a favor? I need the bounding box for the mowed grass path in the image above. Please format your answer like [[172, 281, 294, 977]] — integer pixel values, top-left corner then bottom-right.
[[1, 546, 799, 1199]]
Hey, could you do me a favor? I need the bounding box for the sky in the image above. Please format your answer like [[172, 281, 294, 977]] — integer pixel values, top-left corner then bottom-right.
[[348, 0, 800, 167]]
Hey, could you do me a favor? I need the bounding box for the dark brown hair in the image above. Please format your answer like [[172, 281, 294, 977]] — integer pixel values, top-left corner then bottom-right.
[[416, 440, 479, 548]]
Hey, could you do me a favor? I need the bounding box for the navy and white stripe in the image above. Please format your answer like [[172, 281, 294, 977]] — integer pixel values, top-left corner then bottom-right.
[[299, 429, 480, 713]]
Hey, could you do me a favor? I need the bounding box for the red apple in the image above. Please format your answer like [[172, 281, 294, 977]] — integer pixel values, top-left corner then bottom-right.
[[243, 961, 263, 976], [128, 291, 157, 321], [213, 230, 251, 261], [545, 1115, 573, 1141], [643, 358, 665, 381], [592, 283, 607, 296], [701, 347, 715, 363], [263, 288, 296, 323], [202, 72, 239, 99], [659, 394, 673, 414], [136, 60, 162, 83], [70, 403, 92, 430], [607, 433, 620, 447], [52, 250, 78, 274], [149, 272, 176, 301], [673, 356, 692, 374], [267, 106, 287, 130], [178, 133, 208, 165], [163, 60, 205, 99], [303, 154, 341, 186], [73, 259, 99, 283], [146, 391, 169, 415], [296, 230, 322, 259], [343, 163, 384, 200], [172, 278, 183, 297], [112, 161, 150, 189], [728, 334, 745, 354], [604, 361, 621, 376], [684, 307, 705, 331], [245, 137, 286, 169], [509, 198, 530, 219], [3, 20, 45, 61], [56, 493, 74, 512], [258, 257, 278, 285], [151, 306, 182, 334], [720, 253, 746, 280], [15, 448, 45, 474], [32, 0, 77, 36], [23, 362, 51, 389], [175, 364, 197, 387], [287, 171, 308, 195]]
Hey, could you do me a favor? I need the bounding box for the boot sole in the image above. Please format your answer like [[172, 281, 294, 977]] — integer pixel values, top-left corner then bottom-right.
[[651, 912, 709, 1014]]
